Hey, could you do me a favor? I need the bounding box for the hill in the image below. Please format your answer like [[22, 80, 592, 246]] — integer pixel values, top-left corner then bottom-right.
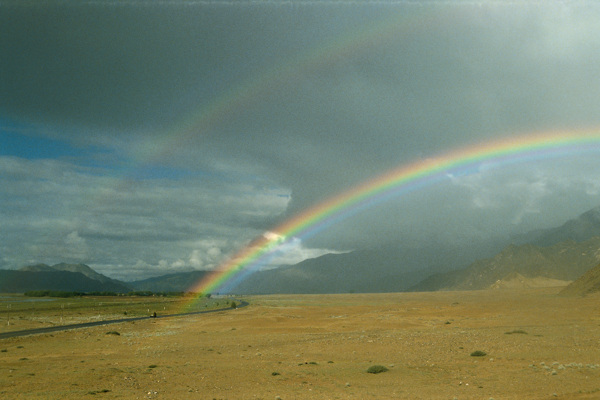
[[513, 206, 600, 246], [128, 270, 212, 292], [21, 263, 129, 288], [559, 263, 600, 296], [0, 270, 131, 293], [232, 244, 482, 294], [232, 205, 600, 295], [20, 263, 57, 272], [0, 263, 133, 293], [50, 263, 121, 285], [410, 236, 600, 292], [489, 272, 571, 290], [233, 252, 409, 294]]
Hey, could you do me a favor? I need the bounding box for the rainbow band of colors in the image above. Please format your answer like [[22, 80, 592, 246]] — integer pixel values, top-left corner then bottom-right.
[[188, 128, 600, 297]]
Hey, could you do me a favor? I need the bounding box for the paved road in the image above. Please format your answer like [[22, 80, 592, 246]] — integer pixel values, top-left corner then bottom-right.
[[0, 300, 248, 339]]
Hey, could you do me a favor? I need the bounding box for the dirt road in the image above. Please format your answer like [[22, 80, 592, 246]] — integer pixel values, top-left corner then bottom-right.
[[0, 300, 248, 339]]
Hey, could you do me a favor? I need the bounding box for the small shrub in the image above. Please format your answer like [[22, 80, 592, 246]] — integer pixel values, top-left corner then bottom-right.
[[231, 301, 237, 309], [367, 365, 389, 374], [470, 350, 487, 357], [87, 389, 110, 395], [148, 364, 158, 369], [1, 349, 7, 353], [505, 329, 528, 335], [271, 371, 280, 376], [105, 331, 120, 335]]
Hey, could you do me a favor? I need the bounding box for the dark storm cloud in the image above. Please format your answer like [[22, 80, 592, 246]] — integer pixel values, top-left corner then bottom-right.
[[2, 4, 236, 129], [0, 2, 370, 131]]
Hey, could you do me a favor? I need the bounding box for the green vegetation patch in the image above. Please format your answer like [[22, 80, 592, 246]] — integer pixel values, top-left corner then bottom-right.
[[470, 350, 487, 357], [367, 365, 389, 374], [87, 389, 111, 395], [505, 329, 528, 335], [25, 290, 187, 298]]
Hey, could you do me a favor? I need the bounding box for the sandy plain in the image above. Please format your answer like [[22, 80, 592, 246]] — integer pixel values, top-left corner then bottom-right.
[[1, 288, 600, 400]]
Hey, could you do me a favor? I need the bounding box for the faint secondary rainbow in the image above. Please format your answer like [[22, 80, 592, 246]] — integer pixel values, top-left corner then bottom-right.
[[185, 128, 600, 299], [133, 5, 439, 165]]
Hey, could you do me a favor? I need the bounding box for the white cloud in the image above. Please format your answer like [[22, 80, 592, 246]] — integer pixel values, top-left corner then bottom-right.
[[65, 231, 85, 246], [0, 156, 290, 279], [445, 156, 600, 230], [260, 236, 343, 268], [527, 4, 600, 61], [62, 230, 89, 260], [584, 179, 600, 196]]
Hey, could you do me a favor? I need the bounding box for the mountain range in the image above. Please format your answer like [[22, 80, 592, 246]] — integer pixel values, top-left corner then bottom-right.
[[0, 263, 131, 293], [232, 245, 467, 294], [512, 207, 600, 247], [128, 270, 211, 292], [230, 206, 600, 294], [409, 237, 600, 291], [5, 205, 600, 294]]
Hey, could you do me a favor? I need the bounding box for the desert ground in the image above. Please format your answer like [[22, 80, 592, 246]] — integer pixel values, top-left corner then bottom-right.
[[1, 288, 600, 399]]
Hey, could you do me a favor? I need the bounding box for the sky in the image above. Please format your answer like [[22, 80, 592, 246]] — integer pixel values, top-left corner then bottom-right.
[[3, 0, 600, 281]]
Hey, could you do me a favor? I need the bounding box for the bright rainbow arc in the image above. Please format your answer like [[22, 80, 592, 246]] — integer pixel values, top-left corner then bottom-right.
[[185, 128, 600, 299]]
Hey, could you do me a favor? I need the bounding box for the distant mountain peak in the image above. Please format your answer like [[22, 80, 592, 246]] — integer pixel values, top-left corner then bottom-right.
[[13, 262, 131, 293], [512, 205, 600, 247], [579, 206, 600, 222], [411, 236, 600, 292], [20, 263, 54, 272], [52, 263, 96, 274]]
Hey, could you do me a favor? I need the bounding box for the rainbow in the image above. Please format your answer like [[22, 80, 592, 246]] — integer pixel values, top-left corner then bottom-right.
[[134, 5, 438, 164], [146, 4, 600, 302], [185, 128, 600, 299]]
